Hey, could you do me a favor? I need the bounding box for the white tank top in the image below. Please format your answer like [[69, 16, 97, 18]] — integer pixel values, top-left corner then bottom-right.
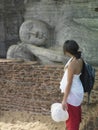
[[60, 58, 84, 106]]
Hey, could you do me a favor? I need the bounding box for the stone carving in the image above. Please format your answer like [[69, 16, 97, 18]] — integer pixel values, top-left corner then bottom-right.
[[7, 1, 98, 65], [7, 19, 64, 64], [7, 44, 38, 61], [19, 20, 50, 46]]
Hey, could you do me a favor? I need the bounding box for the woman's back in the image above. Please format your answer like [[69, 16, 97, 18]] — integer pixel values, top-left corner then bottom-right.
[[69, 57, 83, 75]]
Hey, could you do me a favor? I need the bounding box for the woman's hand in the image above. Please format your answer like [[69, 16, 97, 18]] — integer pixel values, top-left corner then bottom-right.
[[62, 100, 68, 111]]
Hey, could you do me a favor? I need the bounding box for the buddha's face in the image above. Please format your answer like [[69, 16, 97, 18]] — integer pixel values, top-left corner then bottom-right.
[[19, 20, 50, 46]]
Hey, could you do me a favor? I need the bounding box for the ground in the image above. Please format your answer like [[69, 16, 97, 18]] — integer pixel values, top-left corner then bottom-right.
[[0, 111, 65, 130]]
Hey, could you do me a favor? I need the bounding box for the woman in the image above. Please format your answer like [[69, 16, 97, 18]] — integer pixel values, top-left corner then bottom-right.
[[60, 40, 84, 130]]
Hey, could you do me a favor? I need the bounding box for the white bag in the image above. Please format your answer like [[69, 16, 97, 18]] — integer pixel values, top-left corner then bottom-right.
[[51, 103, 69, 122]]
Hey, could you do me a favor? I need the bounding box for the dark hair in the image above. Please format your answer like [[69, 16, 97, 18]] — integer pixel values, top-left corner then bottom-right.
[[63, 40, 81, 59]]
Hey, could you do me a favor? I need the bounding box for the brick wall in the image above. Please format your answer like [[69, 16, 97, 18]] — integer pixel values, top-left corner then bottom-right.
[[0, 59, 63, 115], [0, 59, 98, 130]]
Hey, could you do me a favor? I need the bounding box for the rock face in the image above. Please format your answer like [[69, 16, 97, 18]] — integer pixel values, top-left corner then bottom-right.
[[0, 0, 24, 58], [7, 0, 98, 65]]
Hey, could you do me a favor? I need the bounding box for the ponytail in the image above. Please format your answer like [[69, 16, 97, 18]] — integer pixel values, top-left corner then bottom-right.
[[74, 51, 81, 59]]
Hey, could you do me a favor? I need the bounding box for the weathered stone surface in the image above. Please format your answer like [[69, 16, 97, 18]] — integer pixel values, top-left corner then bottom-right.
[[0, 0, 24, 58], [55, 18, 98, 65], [6, 0, 98, 65]]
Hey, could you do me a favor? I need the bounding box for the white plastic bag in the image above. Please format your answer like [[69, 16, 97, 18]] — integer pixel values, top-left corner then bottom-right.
[[51, 103, 69, 122]]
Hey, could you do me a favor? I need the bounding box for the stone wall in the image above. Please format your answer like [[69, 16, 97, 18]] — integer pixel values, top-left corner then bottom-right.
[[0, 59, 63, 115], [0, 59, 98, 130]]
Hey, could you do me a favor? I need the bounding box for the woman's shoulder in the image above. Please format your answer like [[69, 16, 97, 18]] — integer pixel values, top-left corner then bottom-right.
[[68, 58, 83, 73], [67, 60, 75, 74]]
